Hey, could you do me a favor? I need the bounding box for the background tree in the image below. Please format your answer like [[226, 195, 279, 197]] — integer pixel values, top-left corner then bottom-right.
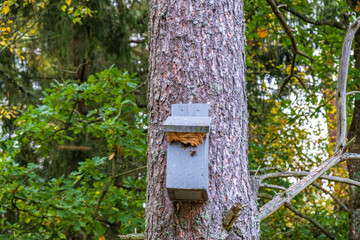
[[0, 0, 149, 238]]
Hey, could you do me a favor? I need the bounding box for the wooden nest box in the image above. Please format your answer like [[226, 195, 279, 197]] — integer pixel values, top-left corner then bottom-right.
[[163, 104, 212, 201]]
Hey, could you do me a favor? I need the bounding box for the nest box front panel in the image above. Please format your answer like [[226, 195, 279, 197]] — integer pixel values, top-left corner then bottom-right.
[[163, 104, 212, 202]]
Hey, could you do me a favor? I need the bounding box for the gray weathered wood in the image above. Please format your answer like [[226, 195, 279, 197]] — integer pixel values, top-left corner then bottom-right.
[[258, 137, 355, 221], [164, 104, 210, 201], [171, 103, 209, 117], [336, 17, 360, 147], [163, 116, 212, 132]]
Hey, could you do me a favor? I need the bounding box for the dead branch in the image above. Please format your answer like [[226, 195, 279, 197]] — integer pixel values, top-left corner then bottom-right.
[[118, 234, 145, 240], [255, 170, 360, 188], [249, 167, 284, 174], [58, 145, 93, 151], [342, 152, 360, 161], [274, 1, 346, 30], [260, 183, 286, 191], [223, 203, 247, 231], [258, 138, 355, 220], [115, 166, 147, 179], [311, 183, 349, 212], [346, 91, 360, 96], [260, 182, 349, 212], [258, 180, 351, 213], [259, 192, 335, 240], [336, 16, 360, 147]]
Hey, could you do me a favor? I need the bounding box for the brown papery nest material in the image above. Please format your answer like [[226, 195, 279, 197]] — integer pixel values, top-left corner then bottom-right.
[[167, 132, 207, 147]]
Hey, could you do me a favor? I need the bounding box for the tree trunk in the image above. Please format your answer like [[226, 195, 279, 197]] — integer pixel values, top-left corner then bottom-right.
[[347, 30, 360, 240], [146, 0, 259, 239]]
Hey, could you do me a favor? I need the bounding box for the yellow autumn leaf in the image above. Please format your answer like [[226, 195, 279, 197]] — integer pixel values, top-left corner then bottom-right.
[[3, 6, 10, 14], [257, 28, 268, 38], [19, 55, 25, 60], [356, 4, 360, 12], [66, 0, 71, 6], [99, 236, 105, 240]]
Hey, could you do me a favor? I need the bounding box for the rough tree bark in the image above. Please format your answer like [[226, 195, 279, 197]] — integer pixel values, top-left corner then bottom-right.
[[346, 30, 360, 240], [146, 0, 259, 239]]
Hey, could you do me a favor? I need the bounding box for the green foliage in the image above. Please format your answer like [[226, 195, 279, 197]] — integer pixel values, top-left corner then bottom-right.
[[0, 67, 146, 239]]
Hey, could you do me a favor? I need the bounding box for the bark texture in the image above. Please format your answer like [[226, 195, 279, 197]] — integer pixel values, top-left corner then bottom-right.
[[347, 30, 360, 240], [146, 0, 259, 239]]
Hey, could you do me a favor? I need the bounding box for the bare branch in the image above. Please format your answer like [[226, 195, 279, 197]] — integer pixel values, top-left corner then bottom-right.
[[343, 152, 360, 161], [312, 183, 349, 212], [336, 16, 360, 147], [347, 91, 360, 96], [249, 167, 284, 174], [115, 166, 147, 179], [58, 145, 93, 151], [294, 74, 307, 91], [275, 1, 346, 30], [265, 0, 313, 60], [258, 138, 355, 220], [260, 183, 287, 191], [259, 193, 335, 240], [259, 182, 350, 212], [266, 0, 313, 93], [118, 234, 145, 240], [223, 203, 247, 231], [256, 170, 360, 188]]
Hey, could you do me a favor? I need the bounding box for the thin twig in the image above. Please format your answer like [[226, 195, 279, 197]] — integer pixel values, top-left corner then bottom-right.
[[347, 91, 360, 96], [256, 171, 360, 188], [259, 183, 286, 191], [266, 0, 313, 93], [259, 192, 335, 240], [118, 233, 145, 240], [311, 183, 349, 212], [258, 138, 355, 220], [92, 151, 116, 219], [265, 0, 313, 60], [115, 166, 147, 179], [275, 0, 346, 30]]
